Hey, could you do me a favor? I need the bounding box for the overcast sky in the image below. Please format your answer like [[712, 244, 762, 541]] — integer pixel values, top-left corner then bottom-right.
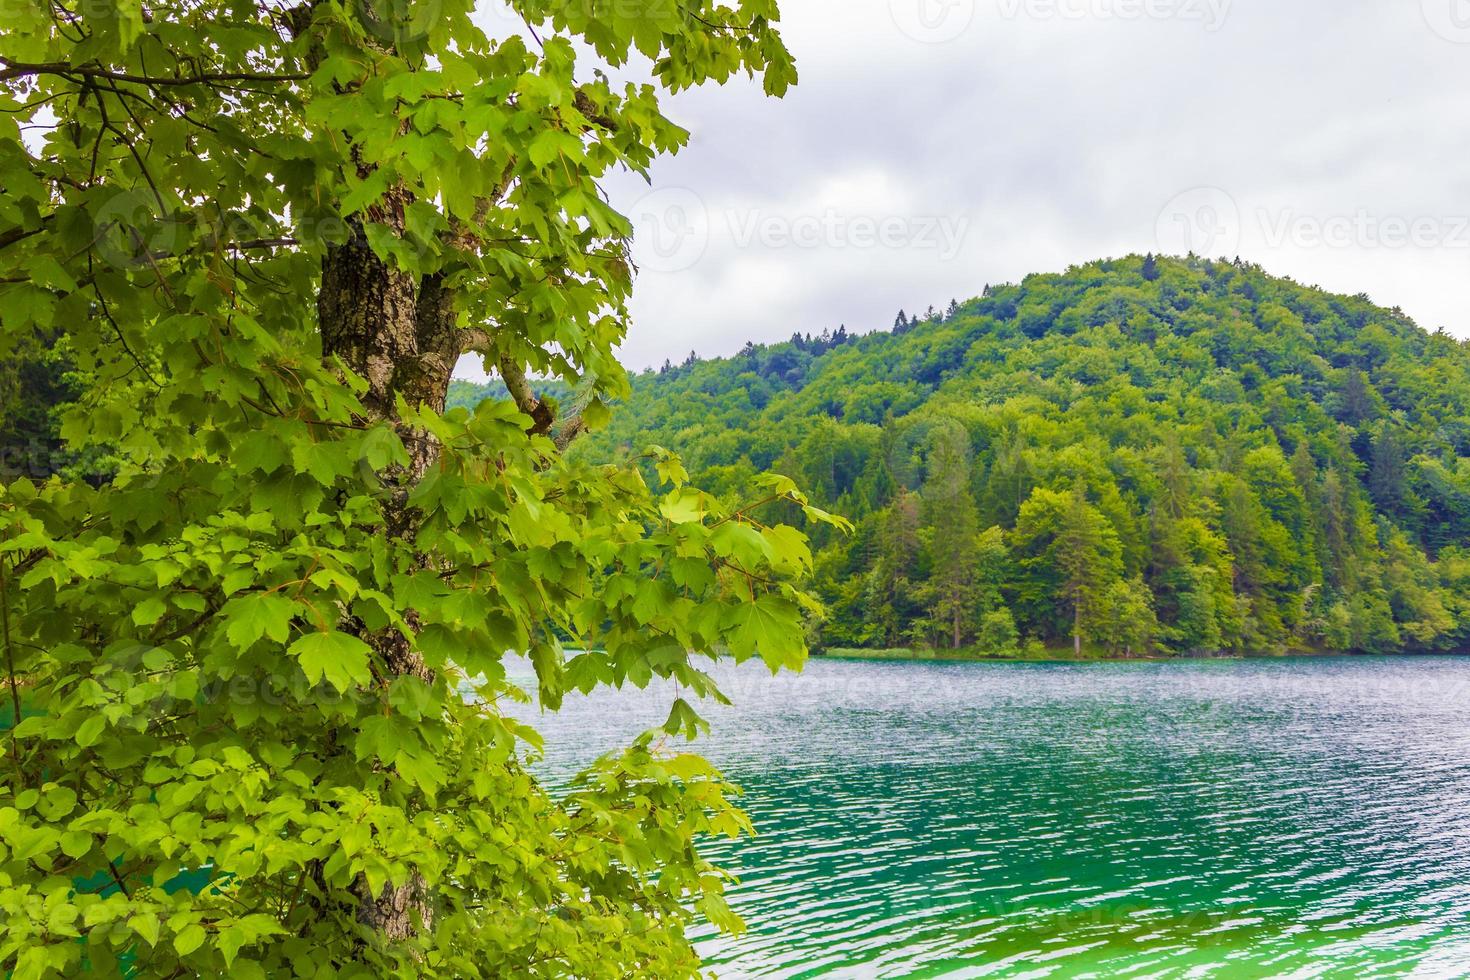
[[459, 0, 1470, 379]]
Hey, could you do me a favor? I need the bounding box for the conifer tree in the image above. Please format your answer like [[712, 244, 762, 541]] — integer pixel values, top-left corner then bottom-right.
[[921, 421, 980, 648], [873, 490, 923, 645], [1369, 425, 1407, 518]]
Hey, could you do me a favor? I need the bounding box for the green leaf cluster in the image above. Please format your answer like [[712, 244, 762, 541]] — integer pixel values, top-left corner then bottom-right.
[[0, 0, 818, 975]]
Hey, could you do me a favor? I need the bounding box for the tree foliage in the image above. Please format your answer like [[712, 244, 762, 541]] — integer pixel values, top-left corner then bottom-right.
[[0, 0, 840, 976]]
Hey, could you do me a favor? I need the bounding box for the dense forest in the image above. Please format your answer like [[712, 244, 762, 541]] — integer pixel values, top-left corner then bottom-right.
[[457, 255, 1470, 657]]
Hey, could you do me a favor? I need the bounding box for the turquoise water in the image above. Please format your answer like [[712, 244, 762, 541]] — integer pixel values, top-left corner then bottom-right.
[[519, 656, 1470, 977]]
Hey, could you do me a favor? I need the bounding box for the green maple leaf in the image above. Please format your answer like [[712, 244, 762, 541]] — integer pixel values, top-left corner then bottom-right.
[[726, 595, 804, 671], [222, 593, 299, 649], [289, 630, 373, 692]]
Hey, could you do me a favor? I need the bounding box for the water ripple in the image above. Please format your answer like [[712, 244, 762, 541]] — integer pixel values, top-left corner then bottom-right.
[[514, 655, 1470, 978]]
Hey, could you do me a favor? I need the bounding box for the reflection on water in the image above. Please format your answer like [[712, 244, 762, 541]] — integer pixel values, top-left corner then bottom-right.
[[512, 656, 1470, 978]]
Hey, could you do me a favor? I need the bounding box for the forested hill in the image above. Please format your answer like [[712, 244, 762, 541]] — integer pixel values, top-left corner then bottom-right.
[[467, 255, 1470, 656]]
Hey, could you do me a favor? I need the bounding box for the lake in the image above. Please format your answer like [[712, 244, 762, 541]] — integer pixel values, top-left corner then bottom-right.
[[515, 655, 1470, 978]]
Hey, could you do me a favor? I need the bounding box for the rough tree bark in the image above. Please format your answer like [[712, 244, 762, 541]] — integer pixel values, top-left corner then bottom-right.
[[300, 4, 572, 944], [314, 172, 564, 947], [317, 201, 446, 940]]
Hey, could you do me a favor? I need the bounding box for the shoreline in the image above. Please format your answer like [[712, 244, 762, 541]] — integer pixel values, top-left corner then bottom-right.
[[812, 646, 1445, 665]]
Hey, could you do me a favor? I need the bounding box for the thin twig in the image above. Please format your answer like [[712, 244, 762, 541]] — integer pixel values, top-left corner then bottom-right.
[[0, 60, 308, 88], [0, 554, 24, 786]]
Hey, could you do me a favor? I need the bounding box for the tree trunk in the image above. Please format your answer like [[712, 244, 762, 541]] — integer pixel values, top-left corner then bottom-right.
[[953, 607, 961, 650], [1074, 602, 1082, 657], [287, 0, 470, 944], [317, 207, 460, 941]]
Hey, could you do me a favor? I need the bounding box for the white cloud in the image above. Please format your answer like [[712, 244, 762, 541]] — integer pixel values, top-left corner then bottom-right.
[[457, 0, 1470, 380]]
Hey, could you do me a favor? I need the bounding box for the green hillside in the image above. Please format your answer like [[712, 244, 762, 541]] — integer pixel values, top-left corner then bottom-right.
[[469, 255, 1470, 656]]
